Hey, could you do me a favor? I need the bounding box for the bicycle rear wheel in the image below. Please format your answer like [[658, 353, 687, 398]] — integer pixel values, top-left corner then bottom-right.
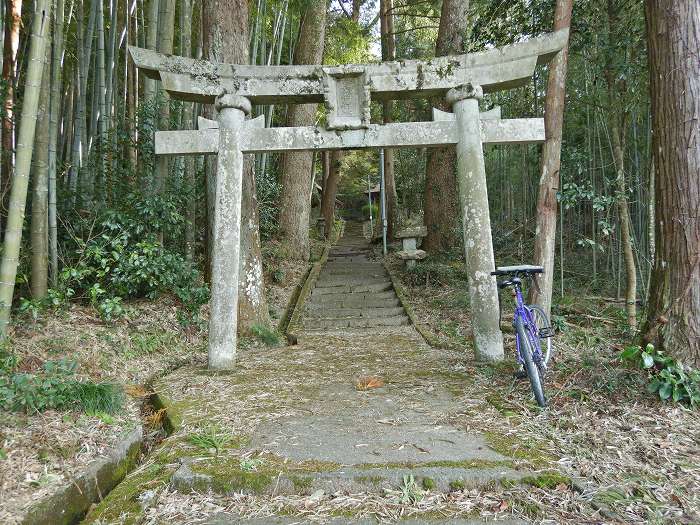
[[527, 304, 553, 367], [515, 316, 546, 407]]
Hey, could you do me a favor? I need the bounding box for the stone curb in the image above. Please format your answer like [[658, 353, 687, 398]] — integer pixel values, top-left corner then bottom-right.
[[285, 242, 331, 345], [383, 260, 451, 349], [21, 426, 143, 525], [571, 478, 617, 521]]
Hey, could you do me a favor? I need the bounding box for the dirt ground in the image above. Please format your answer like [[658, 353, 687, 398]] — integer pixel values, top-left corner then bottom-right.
[[2, 245, 699, 525], [0, 251, 309, 524]]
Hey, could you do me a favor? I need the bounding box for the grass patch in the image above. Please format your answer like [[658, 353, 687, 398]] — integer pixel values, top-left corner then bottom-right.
[[187, 426, 246, 454], [0, 350, 123, 414], [483, 431, 553, 464], [251, 323, 281, 347], [449, 479, 466, 491], [522, 471, 572, 489]]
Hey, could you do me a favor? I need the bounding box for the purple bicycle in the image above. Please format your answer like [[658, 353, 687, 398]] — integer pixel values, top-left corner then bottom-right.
[[491, 265, 554, 408]]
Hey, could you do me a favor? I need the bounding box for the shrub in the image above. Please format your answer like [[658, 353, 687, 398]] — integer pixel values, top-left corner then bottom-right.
[[361, 203, 379, 220], [251, 324, 281, 347], [0, 348, 123, 414], [59, 206, 208, 320], [403, 259, 469, 287], [620, 343, 700, 407]]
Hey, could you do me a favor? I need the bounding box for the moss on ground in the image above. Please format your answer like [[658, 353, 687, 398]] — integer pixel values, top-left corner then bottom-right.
[[522, 471, 572, 489], [186, 453, 342, 495], [485, 394, 520, 417], [356, 458, 514, 470], [483, 430, 553, 465], [83, 463, 171, 524], [354, 475, 385, 485], [422, 477, 436, 490], [449, 479, 466, 491]]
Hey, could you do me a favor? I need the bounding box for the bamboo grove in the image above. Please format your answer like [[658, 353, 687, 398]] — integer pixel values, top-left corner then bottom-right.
[[0, 0, 697, 364]]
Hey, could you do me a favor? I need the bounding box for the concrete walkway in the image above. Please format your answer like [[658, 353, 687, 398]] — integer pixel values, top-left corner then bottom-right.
[[87, 226, 538, 524]]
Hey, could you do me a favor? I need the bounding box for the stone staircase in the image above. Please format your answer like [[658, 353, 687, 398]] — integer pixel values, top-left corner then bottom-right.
[[302, 222, 410, 331]]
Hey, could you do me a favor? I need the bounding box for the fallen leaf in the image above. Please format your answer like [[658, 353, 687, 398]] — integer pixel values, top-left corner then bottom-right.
[[355, 376, 384, 390]]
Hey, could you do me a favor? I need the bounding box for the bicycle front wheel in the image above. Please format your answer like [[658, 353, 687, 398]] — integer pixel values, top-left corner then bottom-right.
[[515, 316, 546, 408]]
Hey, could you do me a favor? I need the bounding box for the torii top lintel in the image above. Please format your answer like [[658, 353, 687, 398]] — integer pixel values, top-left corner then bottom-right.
[[129, 29, 568, 110]]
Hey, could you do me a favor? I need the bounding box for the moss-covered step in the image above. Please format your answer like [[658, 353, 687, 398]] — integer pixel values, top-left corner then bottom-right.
[[21, 427, 143, 525], [203, 515, 529, 524], [169, 454, 530, 496]]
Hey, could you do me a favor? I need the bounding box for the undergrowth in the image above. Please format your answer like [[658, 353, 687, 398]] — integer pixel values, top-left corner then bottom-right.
[[0, 346, 123, 414], [620, 343, 700, 407]]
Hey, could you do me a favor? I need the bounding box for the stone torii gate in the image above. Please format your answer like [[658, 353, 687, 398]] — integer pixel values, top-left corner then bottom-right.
[[129, 29, 568, 369]]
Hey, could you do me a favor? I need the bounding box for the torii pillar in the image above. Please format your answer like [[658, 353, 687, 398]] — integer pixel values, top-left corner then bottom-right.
[[208, 94, 249, 369], [448, 84, 504, 361]]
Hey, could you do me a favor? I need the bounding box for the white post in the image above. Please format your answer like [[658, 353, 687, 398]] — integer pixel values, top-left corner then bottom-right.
[[379, 148, 387, 255], [208, 94, 251, 370], [447, 84, 504, 362], [367, 171, 373, 236]]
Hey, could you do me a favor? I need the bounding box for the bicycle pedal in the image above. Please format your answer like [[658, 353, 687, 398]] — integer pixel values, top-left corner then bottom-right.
[[539, 327, 555, 338]]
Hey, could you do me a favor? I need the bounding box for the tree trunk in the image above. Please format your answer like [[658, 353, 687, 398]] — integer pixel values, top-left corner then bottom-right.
[[144, 0, 159, 101], [202, 0, 271, 332], [643, 0, 700, 366], [321, 150, 343, 238], [1, 0, 22, 226], [48, 0, 65, 286], [181, 0, 196, 261], [610, 114, 637, 330], [154, 0, 175, 194], [0, 0, 52, 336], [95, 0, 107, 203], [528, 0, 573, 318], [605, 0, 637, 331], [422, 0, 468, 252], [31, 42, 51, 298], [278, 0, 327, 260], [379, 0, 398, 239]]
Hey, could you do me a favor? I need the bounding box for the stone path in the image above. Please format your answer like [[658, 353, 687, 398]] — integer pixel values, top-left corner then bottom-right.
[[85, 226, 540, 524], [302, 222, 409, 331]]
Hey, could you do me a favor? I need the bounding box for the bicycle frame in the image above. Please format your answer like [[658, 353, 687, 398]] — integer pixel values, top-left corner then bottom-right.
[[512, 280, 544, 367]]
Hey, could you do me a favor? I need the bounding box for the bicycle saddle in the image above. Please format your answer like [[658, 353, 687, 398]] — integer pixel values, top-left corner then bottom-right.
[[491, 265, 544, 276]]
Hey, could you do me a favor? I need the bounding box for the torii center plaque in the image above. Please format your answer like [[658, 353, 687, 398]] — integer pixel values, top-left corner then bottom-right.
[[129, 29, 568, 370]]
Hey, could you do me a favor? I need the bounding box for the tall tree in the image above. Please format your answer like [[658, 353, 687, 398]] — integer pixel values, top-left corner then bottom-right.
[[181, 0, 197, 261], [528, 0, 573, 318], [202, 0, 271, 331], [643, 0, 700, 366], [379, 0, 398, 238], [321, 150, 343, 236], [154, 0, 175, 193], [1, 0, 23, 222], [48, 0, 66, 285], [605, 0, 637, 330], [0, 0, 52, 336], [30, 41, 52, 299], [422, 0, 468, 252], [277, 0, 327, 260]]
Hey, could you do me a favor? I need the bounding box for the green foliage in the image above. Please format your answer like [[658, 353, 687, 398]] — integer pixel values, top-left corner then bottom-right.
[[620, 344, 700, 407], [0, 347, 123, 414], [251, 324, 281, 347], [404, 259, 469, 287], [256, 165, 281, 240], [59, 206, 208, 320], [188, 427, 234, 454], [239, 458, 264, 472], [361, 203, 379, 220], [398, 474, 424, 504]]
